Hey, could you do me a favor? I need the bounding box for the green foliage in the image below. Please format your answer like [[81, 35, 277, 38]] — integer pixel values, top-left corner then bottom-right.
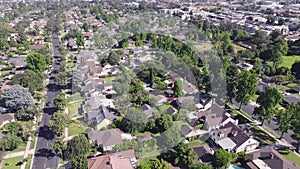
[[129, 78, 149, 106], [0, 38, 10, 51], [76, 31, 84, 47], [235, 70, 258, 109], [69, 155, 88, 169], [26, 52, 47, 73], [1, 85, 35, 113], [49, 111, 71, 136], [189, 163, 213, 169], [231, 29, 249, 42], [155, 114, 173, 133], [12, 70, 44, 93], [291, 61, 300, 79], [54, 93, 68, 110], [173, 79, 183, 97], [161, 143, 196, 168], [213, 149, 236, 169], [50, 138, 66, 158], [65, 135, 90, 161], [254, 87, 283, 125], [55, 72, 68, 88], [0, 134, 23, 151], [116, 108, 148, 133], [138, 158, 170, 169]]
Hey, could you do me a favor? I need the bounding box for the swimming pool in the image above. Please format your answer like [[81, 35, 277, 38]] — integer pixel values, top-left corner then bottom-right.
[[229, 165, 243, 169]]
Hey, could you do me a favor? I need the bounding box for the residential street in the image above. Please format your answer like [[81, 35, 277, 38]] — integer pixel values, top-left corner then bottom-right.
[[31, 21, 61, 169], [232, 100, 296, 148]]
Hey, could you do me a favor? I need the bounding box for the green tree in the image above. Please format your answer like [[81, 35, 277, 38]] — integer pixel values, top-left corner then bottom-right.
[[82, 22, 89, 32], [69, 155, 88, 169], [55, 72, 68, 88], [231, 29, 249, 42], [276, 109, 292, 139], [156, 114, 173, 133], [65, 135, 90, 161], [0, 134, 23, 151], [254, 86, 283, 125], [76, 32, 84, 47], [0, 38, 10, 51], [51, 138, 66, 158], [173, 79, 183, 97], [12, 70, 44, 93], [235, 70, 258, 110], [1, 85, 34, 113], [213, 149, 236, 169], [226, 64, 238, 102], [26, 52, 47, 73], [190, 163, 213, 169], [291, 61, 300, 79], [138, 158, 170, 169], [49, 111, 71, 136], [54, 93, 68, 110]]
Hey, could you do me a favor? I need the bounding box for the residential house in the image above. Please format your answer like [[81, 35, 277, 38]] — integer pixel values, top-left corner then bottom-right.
[[291, 86, 300, 95], [176, 96, 195, 108], [137, 134, 152, 143], [141, 104, 153, 117], [209, 121, 259, 153], [29, 44, 45, 51], [88, 149, 137, 169], [193, 145, 214, 164], [194, 103, 237, 131], [85, 105, 116, 130], [166, 106, 178, 116], [246, 148, 300, 169], [181, 125, 202, 137], [0, 113, 15, 128], [237, 61, 254, 71], [283, 94, 300, 105], [87, 129, 134, 151], [8, 56, 27, 68], [257, 80, 276, 94]]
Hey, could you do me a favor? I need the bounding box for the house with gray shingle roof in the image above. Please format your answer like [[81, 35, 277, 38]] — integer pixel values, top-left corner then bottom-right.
[[87, 129, 134, 151], [209, 121, 259, 153], [85, 105, 116, 130]]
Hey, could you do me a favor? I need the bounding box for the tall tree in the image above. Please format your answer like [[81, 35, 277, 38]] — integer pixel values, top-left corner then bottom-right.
[[276, 109, 292, 139], [26, 52, 47, 73], [235, 70, 258, 110], [291, 61, 300, 79], [65, 135, 90, 161], [54, 93, 68, 110], [1, 85, 34, 113], [0, 38, 10, 51], [51, 138, 66, 158], [55, 72, 68, 88], [49, 111, 71, 136], [213, 149, 237, 169], [12, 70, 44, 93], [254, 86, 283, 125], [173, 79, 184, 97], [138, 158, 170, 169]]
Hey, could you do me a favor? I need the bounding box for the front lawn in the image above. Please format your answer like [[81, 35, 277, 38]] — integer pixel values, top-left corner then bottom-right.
[[68, 93, 83, 102], [277, 149, 300, 167], [250, 126, 277, 145], [4, 142, 27, 154], [2, 156, 24, 169], [68, 101, 83, 117], [68, 120, 88, 136], [25, 154, 32, 169]]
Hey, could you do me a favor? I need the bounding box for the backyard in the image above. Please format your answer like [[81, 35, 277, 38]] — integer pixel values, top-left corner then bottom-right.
[[67, 101, 83, 117], [268, 55, 300, 69]]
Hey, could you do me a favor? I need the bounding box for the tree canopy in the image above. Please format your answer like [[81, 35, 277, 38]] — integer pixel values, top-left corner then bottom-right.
[[26, 52, 47, 73], [12, 70, 44, 93]]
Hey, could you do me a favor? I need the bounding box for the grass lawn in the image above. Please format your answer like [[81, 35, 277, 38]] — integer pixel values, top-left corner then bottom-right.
[[4, 143, 26, 154], [68, 101, 83, 117], [30, 135, 36, 150], [233, 44, 246, 54], [268, 55, 300, 69], [250, 94, 258, 101], [102, 76, 115, 83], [187, 140, 207, 148], [277, 149, 300, 167], [25, 154, 32, 169], [239, 109, 255, 121], [250, 126, 277, 145], [276, 85, 290, 91], [264, 127, 280, 138], [2, 156, 24, 169], [157, 104, 172, 113], [196, 43, 214, 52], [68, 93, 83, 102], [68, 120, 88, 136]]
